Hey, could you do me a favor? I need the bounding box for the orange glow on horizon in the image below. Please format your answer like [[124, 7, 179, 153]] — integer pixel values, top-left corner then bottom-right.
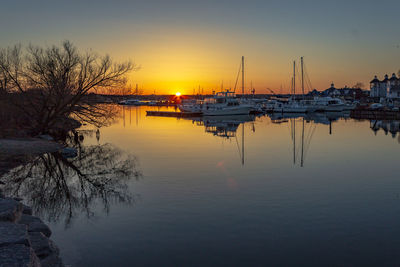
[[114, 28, 383, 95], [175, 92, 182, 97]]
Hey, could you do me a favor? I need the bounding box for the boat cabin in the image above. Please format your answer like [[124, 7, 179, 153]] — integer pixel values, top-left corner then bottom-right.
[[204, 91, 240, 106]]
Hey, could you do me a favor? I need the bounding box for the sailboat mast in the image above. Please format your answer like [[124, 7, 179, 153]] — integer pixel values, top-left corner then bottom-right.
[[242, 56, 244, 97], [301, 56, 304, 97], [293, 60, 296, 97], [291, 77, 294, 95]]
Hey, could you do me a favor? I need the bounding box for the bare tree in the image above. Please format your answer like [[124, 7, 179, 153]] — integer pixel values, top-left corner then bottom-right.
[[0, 41, 137, 134], [1, 139, 142, 226], [352, 82, 365, 89]]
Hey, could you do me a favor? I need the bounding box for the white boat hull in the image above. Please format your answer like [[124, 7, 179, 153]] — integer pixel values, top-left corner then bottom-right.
[[202, 106, 252, 116], [274, 103, 308, 113], [178, 105, 201, 112]]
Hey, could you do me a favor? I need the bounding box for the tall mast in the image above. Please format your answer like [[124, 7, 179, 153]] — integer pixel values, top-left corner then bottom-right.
[[242, 56, 244, 97], [291, 77, 294, 95], [301, 56, 304, 97], [293, 60, 296, 97]]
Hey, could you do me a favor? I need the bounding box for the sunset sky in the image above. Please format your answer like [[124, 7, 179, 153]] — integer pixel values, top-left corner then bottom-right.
[[1, 0, 400, 94]]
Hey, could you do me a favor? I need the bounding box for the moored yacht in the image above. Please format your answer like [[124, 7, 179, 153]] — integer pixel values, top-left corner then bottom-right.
[[263, 99, 283, 112], [118, 99, 143, 106], [310, 97, 347, 112], [179, 56, 253, 116], [179, 99, 202, 112], [202, 91, 253, 115], [178, 91, 252, 115], [275, 58, 309, 113], [280, 99, 309, 113]]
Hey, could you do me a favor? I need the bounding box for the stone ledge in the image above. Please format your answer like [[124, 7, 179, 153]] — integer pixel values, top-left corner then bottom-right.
[[0, 244, 41, 267], [0, 197, 23, 222], [0, 222, 30, 247], [0, 194, 64, 267], [29, 232, 60, 259], [19, 214, 52, 238]]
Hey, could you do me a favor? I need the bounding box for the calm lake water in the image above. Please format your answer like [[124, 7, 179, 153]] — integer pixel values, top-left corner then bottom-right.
[[6, 105, 400, 266]]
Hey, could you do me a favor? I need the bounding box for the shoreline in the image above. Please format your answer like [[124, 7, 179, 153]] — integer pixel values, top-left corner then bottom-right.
[[0, 191, 64, 266], [0, 138, 64, 177], [0, 138, 73, 266], [0, 138, 64, 156]]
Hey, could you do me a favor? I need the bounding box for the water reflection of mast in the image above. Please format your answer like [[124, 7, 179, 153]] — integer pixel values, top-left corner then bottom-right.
[[191, 115, 253, 165], [293, 118, 296, 164], [123, 106, 126, 128], [290, 117, 308, 167], [136, 106, 139, 126], [301, 118, 305, 167], [242, 122, 244, 165]]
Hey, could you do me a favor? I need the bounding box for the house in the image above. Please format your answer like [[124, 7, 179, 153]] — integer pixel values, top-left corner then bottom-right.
[[317, 83, 367, 99], [387, 73, 400, 99], [321, 83, 340, 97], [370, 73, 400, 99]]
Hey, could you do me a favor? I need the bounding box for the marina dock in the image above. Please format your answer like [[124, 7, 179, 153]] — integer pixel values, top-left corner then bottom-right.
[[146, 111, 203, 117], [351, 109, 400, 120]]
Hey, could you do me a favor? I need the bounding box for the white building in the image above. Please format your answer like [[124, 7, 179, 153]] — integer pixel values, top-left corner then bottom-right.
[[370, 73, 400, 99], [387, 73, 400, 99]]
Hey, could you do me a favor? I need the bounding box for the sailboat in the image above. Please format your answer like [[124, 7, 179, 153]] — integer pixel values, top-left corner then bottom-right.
[[178, 57, 253, 116], [279, 58, 308, 113]]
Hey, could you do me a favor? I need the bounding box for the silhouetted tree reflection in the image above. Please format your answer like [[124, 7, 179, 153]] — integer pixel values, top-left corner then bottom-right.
[[1, 143, 142, 226]]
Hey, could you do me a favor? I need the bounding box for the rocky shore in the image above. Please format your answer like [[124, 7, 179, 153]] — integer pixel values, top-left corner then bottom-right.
[[0, 118, 83, 266], [0, 190, 64, 267], [0, 138, 73, 266]]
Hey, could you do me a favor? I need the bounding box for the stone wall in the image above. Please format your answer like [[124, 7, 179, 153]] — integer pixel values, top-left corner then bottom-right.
[[0, 190, 64, 267]]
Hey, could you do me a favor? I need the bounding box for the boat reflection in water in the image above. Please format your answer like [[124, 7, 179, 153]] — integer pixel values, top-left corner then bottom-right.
[[185, 114, 257, 165], [4, 106, 400, 266], [268, 111, 352, 167], [269, 110, 351, 134], [185, 111, 399, 168], [191, 114, 256, 139]]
